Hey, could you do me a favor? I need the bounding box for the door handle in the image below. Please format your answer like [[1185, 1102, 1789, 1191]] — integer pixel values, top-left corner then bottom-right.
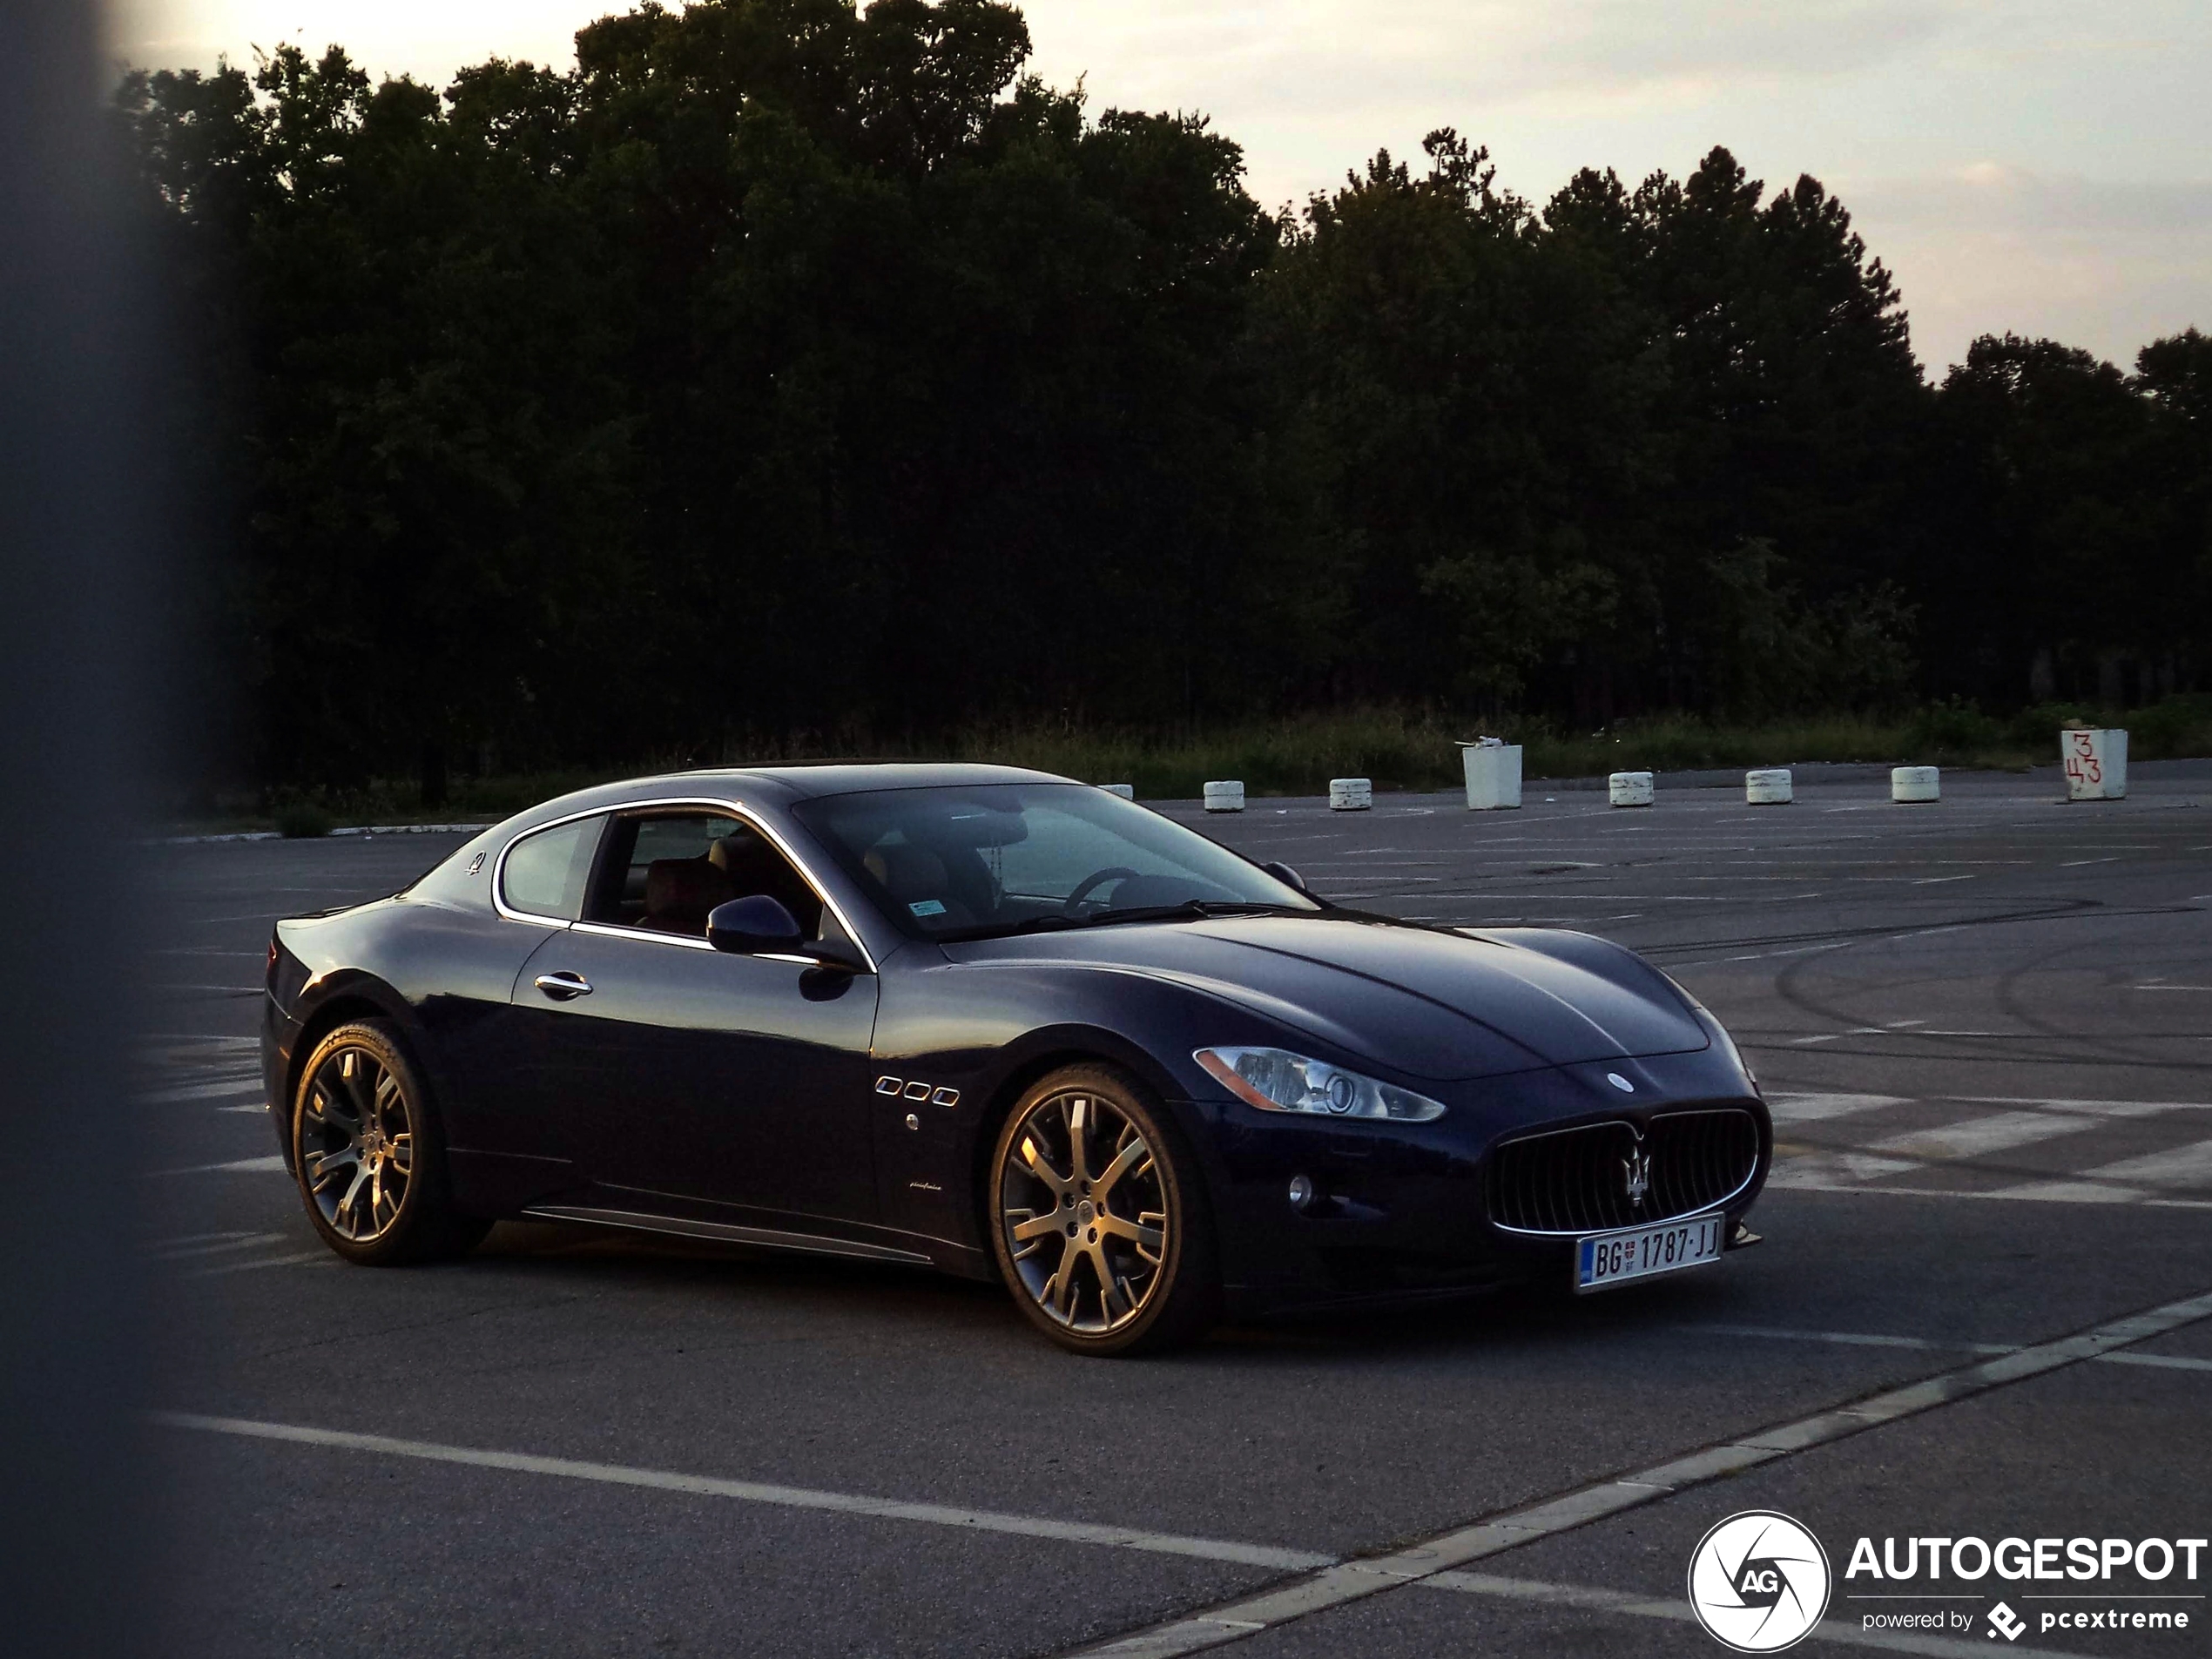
[[534, 971, 593, 1001]]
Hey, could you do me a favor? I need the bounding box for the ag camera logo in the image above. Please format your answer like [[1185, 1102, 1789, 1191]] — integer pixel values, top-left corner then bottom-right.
[[1689, 1511, 1833, 1651]]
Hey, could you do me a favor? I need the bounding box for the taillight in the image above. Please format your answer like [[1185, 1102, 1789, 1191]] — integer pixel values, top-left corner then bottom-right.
[[266, 936, 279, 980]]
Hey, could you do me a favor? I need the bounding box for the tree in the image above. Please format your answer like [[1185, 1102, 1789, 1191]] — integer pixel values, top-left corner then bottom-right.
[[1930, 335, 2155, 704]]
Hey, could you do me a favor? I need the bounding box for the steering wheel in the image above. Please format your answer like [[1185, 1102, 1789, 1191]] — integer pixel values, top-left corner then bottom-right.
[[1063, 867, 1140, 914]]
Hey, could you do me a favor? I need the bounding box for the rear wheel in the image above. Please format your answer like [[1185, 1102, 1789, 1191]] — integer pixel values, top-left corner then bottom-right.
[[292, 1020, 489, 1265], [988, 1065, 1218, 1355]]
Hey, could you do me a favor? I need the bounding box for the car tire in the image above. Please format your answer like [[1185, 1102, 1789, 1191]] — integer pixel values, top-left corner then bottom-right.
[[291, 1019, 489, 1266], [988, 1063, 1219, 1356]]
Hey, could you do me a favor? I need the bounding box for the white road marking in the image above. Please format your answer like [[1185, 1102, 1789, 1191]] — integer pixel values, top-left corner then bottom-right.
[[1991, 1180, 2147, 1204], [134, 1076, 263, 1103], [1898, 1029, 2019, 1037], [2096, 1352, 2212, 1373], [2073, 1139, 2212, 1190], [1418, 1570, 2082, 1659], [153, 1232, 286, 1262], [151, 1414, 1330, 1572], [1071, 1286, 2212, 1657], [1677, 1322, 2006, 1354], [1771, 1177, 2212, 1211], [1710, 941, 1859, 965], [1766, 1093, 1911, 1123], [2060, 857, 2120, 867], [1782, 1030, 2018, 1044], [1765, 1151, 1923, 1187], [185, 1250, 335, 1277], [1952, 1096, 2212, 1117], [1449, 891, 1817, 903], [1782, 1023, 2008, 1045], [1869, 1109, 2100, 1162], [1678, 1322, 2212, 1374], [151, 1154, 287, 1176]]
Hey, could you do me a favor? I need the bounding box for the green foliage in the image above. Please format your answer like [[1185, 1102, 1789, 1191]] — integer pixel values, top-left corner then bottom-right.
[[114, 5, 2212, 799], [181, 690, 2212, 829], [2126, 692, 2212, 759], [2003, 695, 2212, 761], [271, 795, 334, 838], [1905, 698, 2006, 754]]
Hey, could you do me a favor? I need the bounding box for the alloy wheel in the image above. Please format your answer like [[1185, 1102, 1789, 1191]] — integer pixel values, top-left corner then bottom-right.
[[999, 1089, 1169, 1333], [299, 1045, 415, 1243]]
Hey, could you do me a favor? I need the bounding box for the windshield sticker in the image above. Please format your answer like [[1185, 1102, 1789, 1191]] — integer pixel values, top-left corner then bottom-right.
[[908, 899, 947, 918]]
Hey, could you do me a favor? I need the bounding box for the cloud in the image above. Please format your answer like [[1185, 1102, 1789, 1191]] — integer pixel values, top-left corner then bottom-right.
[[110, 0, 589, 83], [1840, 166, 2212, 369], [114, 0, 2212, 368], [1857, 163, 2212, 236], [1020, 0, 1971, 125], [1526, 0, 1959, 89]]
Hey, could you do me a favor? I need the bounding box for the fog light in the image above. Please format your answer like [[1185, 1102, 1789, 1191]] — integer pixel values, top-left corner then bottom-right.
[[1287, 1174, 1316, 1211]]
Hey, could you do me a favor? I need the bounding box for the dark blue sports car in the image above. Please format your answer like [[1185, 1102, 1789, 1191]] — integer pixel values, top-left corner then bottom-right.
[[263, 765, 1770, 1354]]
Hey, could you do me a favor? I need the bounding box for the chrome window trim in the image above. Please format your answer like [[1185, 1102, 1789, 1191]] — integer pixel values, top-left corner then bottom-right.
[[1484, 1106, 1764, 1238], [490, 794, 879, 973], [491, 810, 609, 928], [571, 920, 715, 951]]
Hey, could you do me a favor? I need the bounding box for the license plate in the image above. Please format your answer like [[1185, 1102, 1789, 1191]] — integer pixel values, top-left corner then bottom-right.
[[1575, 1213, 1726, 1292]]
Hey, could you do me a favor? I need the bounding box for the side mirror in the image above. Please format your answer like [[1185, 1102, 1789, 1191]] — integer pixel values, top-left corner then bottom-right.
[[707, 894, 803, 955], [1262, 860, 1311, 895]]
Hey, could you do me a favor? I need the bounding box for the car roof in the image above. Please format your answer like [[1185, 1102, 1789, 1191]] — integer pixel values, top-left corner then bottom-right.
[[658, 761, 1071, 800], [475, 762, 1084, 847]]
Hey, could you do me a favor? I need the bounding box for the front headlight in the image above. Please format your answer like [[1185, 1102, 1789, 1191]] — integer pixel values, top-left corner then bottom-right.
[[1194, 1046, 1446, 1123]]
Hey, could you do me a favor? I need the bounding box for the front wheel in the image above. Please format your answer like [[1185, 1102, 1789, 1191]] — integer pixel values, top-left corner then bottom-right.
[[291, 1019, 489, 1265], [988, 1065, 1219, 1356]]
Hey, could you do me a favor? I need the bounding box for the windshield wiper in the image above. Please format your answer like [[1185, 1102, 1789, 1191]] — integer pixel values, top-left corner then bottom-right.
[[934, 900, 1298, 943], [1080, 900, 1296, 927]]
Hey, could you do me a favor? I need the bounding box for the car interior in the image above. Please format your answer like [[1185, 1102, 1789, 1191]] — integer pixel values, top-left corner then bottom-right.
[[589, 813, 830, 941], [833, 800, 1250, 937]]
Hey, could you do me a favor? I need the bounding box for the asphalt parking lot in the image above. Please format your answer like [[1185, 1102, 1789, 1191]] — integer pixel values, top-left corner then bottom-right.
[[140, 765, 2212, 1658]]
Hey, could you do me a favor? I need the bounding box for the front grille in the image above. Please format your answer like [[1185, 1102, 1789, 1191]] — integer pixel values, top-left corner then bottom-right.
[[1486, 1109, 1762, 1234]]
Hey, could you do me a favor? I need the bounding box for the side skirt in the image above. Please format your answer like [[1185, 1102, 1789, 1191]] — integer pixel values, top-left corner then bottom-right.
[[519, 1204, 934, 1266]]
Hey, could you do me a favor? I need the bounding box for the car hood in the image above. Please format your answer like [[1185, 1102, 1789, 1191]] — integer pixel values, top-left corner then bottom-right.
[[941, 914, 1710, 1082]]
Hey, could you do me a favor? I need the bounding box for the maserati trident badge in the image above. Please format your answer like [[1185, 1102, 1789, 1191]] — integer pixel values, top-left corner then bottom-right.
[[1623, 1149, 1651, 1206]]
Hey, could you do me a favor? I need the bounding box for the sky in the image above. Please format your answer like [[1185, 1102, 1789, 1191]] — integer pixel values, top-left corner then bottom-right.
[[111, 0, 2211, 375]]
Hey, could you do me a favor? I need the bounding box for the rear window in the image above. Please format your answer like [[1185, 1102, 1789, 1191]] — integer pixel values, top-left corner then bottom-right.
[[499, 817, 602, 921]]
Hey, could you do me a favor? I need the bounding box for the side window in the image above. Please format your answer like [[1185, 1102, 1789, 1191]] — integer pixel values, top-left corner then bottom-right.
[[585, 812, 827, 941], [498, 817, 603, 921]]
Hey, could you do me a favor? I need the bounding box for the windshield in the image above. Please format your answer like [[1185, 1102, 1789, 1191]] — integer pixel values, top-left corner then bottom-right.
[[792, 783, 1319, 941]]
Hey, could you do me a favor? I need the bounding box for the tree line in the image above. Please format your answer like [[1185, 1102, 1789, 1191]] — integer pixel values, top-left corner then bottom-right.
[[117, 0, 2211, 799]]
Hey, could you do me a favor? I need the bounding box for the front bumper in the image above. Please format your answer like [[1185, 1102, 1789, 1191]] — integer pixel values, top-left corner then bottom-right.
[[1184, 1045, 1770, 1319]]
